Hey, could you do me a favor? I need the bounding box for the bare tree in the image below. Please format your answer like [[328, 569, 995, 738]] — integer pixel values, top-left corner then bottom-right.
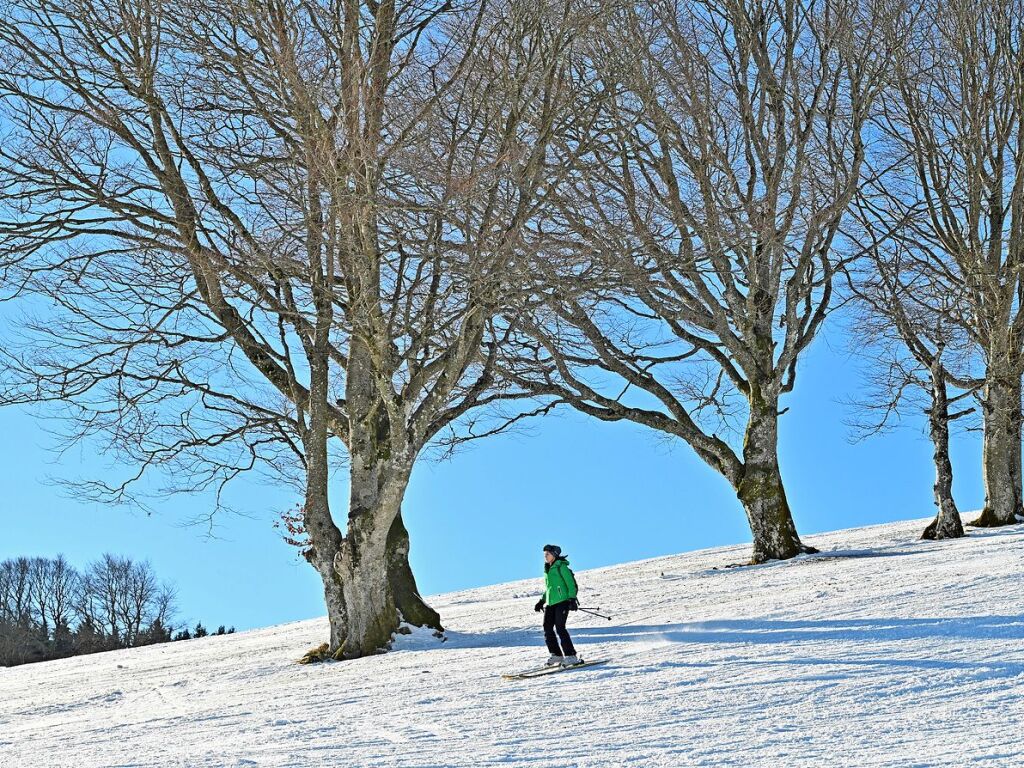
[[28, 556, 78, 635], [856, 0, 1024, 527], [47, 554, 81, 638], [843, 237, 980, 539], [0, 0, 586, 657], [0, 557, 32, 624], [3, 555, 79, 633], [28, 558, 53, 635], [74, 552, 174, 643], [76, 554, 175, 645], [77, 555, 126, 644], [0, 557, 41, 664], [506, 0, 892, 562], [118, 558, 159, 645], [151, 582, 178, 629]]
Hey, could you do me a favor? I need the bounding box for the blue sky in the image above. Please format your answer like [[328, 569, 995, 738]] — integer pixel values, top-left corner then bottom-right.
[[0, 318, 984, 632]]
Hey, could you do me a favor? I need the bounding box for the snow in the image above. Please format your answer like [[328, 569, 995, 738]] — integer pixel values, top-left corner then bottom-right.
[[2, 517, 1023, 767]]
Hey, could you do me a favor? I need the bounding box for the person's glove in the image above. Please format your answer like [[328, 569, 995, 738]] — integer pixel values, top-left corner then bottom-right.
[[568, 598, 579, 611], [534, 598, 545, 613]]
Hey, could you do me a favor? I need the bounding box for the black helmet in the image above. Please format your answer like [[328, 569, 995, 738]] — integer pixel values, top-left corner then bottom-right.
[[543, 544, 562, 557]]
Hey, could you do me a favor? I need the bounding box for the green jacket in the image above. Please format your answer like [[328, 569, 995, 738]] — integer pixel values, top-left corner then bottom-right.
[[544, 558, 578, 606]]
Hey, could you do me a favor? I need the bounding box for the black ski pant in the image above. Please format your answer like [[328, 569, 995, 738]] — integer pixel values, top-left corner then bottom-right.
[[543, 602, 576, 657]]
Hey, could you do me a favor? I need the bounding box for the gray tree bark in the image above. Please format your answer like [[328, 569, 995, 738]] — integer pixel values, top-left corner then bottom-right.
[[922, 367, 964, 540], [738, 387, 815, 562], [304, 328, 449, 658], [386, 513, 441, 630], [974, 371, 1023, 527], [303, 431, 420, 657]]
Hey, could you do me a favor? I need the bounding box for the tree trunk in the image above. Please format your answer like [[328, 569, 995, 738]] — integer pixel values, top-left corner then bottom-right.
[[306, 498, 443, 643], [300, 337, 438, 659], [972, 372, 1023, 527], [303, 335, 441, 659], [300, 340, 359, 658], [737, 390, 817, 563], [332, 511, 398, 659], [922, 369, 964, 540], [306, 469, 417, 660]]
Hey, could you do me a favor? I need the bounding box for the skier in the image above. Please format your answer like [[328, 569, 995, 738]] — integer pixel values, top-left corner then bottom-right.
[[534, 544, 581, 667]]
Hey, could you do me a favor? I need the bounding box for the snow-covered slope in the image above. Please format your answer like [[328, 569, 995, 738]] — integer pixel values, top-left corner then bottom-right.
[[2, 518, 1022, 767]]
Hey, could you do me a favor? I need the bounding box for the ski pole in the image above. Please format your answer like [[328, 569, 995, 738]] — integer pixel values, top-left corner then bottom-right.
[[578, 607, 611, 620]]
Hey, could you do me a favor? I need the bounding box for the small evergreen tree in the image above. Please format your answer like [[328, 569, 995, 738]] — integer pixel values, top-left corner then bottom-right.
[[73, 618, 107, 655], [52, 619, 75, 657], [138, 618, 173, 646]]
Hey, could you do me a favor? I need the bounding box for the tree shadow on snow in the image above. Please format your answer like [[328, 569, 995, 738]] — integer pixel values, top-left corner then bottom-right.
[[569, 615, 1024, 646], [706, 547, 926, 572], [447, 614, 1024, 659], [743, 655, 1024, 678]]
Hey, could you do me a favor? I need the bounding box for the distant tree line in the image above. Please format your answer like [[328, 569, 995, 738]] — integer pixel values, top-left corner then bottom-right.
[[0, 555, 233, 667]]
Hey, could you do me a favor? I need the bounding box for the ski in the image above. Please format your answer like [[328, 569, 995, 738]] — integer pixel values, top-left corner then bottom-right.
[[501, 659, 609, 680], [502, 663, 557, 678]]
